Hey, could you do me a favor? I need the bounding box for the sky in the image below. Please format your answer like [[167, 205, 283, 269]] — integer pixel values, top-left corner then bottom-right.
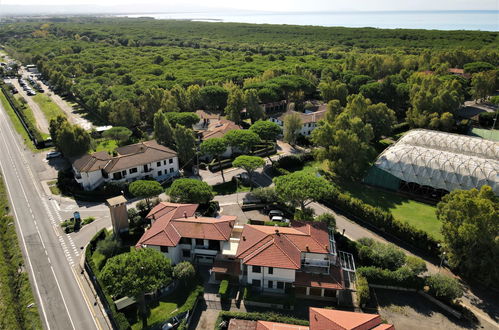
[[1, 0, 498, 12]]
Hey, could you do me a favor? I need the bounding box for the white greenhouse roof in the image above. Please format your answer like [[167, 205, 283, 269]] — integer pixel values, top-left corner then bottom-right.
[[375, 129, 499, 195]]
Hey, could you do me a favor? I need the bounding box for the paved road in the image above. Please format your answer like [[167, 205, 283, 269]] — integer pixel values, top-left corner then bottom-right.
[[0, 101, 105, 329]]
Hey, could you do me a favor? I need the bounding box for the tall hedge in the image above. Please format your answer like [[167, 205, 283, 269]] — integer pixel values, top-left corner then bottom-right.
[[214, 311, 308, 330]]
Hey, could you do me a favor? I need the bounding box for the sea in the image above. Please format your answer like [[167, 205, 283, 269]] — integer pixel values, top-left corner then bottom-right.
[[118, 10, 499, 31]]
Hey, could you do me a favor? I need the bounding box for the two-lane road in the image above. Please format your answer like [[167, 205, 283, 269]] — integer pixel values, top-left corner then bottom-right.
[[0, 101, 100, 329]]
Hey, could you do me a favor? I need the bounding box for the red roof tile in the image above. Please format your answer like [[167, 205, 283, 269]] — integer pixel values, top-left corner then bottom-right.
[[294, 269, 343, 290], [137, 203, 235, 247], [371, 324, 395, 330], [309, 308, 384, 330], [256, 321, 309, 330]]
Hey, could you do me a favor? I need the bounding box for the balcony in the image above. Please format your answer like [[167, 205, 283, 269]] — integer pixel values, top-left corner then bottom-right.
[[194, 248, 218, 256], [302, 258, 330, 268]]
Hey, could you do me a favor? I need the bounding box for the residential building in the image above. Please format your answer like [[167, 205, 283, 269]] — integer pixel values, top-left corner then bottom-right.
[[269, 109, 326, 136], [71, 140, 179, 191], [197, 118, 242, 159], [212, 221, 356, 303], [228, 307, 394, 330], [136, 202, 236, 264]]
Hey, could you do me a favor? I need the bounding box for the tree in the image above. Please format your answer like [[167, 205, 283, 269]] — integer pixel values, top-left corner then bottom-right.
[[129, 180, 163, 208], [283, 112, 302, 146], [173, 261, 195, 288], [139, 88, 179, 124], [100, 248, 172, 326], [436, 185, 498, 287], [102, 126, 132, 145], [248, 187, 278, 204], [232, 155, 265, 189], [249, 120, 281, 141], [315, 213, 336, 230], [224, 130, 261, 154], [186, 84, 201, 110], [54, 120, 93, 157], [200, 137, 229, 182], [224, 87, 245, 123], [357, 238, 406, 271], [405, 255, 427, 275], [169, 178, 214, 204], [200, 85, 228, 111], [471, 70, 497, 102], [165, 112, 200, 128], [319, 80, 348, 105], [324, 99, 343, 123], [245, 89, 265, 123], [153, 111, 175, 149], [108, 99, 140, 128], [274, 171, 331, 210], [173, 125, 197, 166], [49, 115, 67, 145]]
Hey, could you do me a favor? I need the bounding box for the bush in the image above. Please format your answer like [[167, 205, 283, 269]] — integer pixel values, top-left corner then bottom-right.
[[425, 274, 463, 303], [115, 312, 131, 330], [357, 238, 406, 271], [478, 111, 499, 128], [249, 187, 278, 204], [82, 216, 95, 225], [93, 251, 107, 270], [96, 234, 122, 258], [264, 221, 290, 227], [174, 261, 195, 285], [293, 207, 315, 221], [214, 311, 309, 330], [405, 255, 427, 275], [276, 155, 303, 171], [356, 274, 370, 306], [315, 213, 336, 229], [218, 280, 229, 299]]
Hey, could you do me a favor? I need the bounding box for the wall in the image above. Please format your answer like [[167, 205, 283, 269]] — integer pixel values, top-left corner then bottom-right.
[[75, 168, 105, 191], [246, 265, 295, 292]]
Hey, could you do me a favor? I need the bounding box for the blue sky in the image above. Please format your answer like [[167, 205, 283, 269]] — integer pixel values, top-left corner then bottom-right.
[[2, 0, 498, 11]]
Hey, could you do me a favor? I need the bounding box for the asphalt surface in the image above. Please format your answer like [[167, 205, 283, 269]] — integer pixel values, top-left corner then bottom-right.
[[0, 101, 103, 329]]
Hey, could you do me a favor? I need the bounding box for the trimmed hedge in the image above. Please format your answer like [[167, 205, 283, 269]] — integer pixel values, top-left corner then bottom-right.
[[214, 311, 309, 330], [357, 266, 424, 289], [321, 187, 440, 258], [356, 274, 370, 306], [218, 280, 229, 299], [264, 221, 290, 227]]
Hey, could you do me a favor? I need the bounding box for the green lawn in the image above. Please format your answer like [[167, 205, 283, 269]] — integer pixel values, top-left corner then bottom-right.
[[212, 180, 251, 195], [342, 182, 442, 240], [94, 139, 118, 153], [0, 91, 37, 151], [32, 94, 66, 122], [470, 128, 499, 142]]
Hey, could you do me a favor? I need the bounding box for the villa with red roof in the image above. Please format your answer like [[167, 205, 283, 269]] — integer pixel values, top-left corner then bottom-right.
[[136, 202, 236, 264], [229, 307, 394, 330], [212, 221, 355, 303]]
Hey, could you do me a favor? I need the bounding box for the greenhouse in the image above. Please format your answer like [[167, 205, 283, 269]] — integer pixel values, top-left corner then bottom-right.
[[364, 129, 499, 196]]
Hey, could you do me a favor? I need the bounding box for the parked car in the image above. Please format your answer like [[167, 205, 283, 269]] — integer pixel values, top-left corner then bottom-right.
[[268, 209, 284, 219], [46, 151, 62, 159], [27, 90, 36, 96], [270, 215, 290, 223], [232, 172, 251, 185]]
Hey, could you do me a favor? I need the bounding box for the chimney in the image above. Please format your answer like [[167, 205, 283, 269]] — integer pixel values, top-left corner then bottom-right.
[[275, 228, 279, 235], [183, 211, 187, 218], [242, 236, 246, 241]]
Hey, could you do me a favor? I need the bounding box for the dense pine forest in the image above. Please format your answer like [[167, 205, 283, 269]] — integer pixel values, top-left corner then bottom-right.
[[0, 18, 497, 128]]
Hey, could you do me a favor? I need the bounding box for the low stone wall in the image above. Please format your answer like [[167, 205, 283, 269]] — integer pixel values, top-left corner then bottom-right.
[[243, 300, 294, 311]]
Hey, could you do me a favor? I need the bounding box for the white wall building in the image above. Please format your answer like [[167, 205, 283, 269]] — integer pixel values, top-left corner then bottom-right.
[[269, 109, 326, 136], [71, 140, 179, 191]]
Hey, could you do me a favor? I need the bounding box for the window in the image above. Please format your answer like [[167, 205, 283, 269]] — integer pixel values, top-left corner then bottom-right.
[[182, 250, 191, 258], [121, 170, 127, 176], [170, 168, 175, 173], [268, 280, 273, 289], [268, 267, 273, 275], [129, 167, 137, 174], [195, 239, 204, 246], [160, 246, 168, 253], [157, 161, 161, 167], [252, 279, 261, 287], [157, 170, 162, 176], [252, 266, 261, 273], [276, 281, 284, 289], [112, 172, 122, 180], [163, 160, 167, 165], [169, 158, 173, 164], [180, 238, 191, 245]]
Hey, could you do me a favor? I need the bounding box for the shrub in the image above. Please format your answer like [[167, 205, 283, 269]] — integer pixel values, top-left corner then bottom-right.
[[356, 274, 370, 306], [293, 207, 315, 221], [264, 221, 290, 227], [174, 261, 195, 285], [357, 238, 406, 271], [96, 234, 122, 258], [218, 280, 229, 299], [425, 274, 463, 303], [315, 213, 336, 229], [405, 255, 427, 275], [93, 251, 107, 270], [214, 311, 309, 330], [115, 312, 131, 330], [276, 155, 303, 171], [249, 187, 279, 204], [82, 216, 95, 225], [357, 266, 423, 289]]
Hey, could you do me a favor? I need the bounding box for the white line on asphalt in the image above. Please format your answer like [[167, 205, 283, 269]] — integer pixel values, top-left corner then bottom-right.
[[49, 265, 76, 329], [70, 266, 102, 330]]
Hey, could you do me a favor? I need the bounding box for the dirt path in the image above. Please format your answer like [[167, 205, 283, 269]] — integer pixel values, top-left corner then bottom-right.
[[10, 79, 50, 134]]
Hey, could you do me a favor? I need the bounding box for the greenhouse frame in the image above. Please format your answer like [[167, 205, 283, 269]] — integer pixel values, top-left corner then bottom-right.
[[364, 129, 498, 196]]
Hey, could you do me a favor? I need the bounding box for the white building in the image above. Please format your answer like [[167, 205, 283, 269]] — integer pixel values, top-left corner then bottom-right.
[[269, 109, 326, 136], [71, 140, 179, 191], [136, 202, 236, 264]]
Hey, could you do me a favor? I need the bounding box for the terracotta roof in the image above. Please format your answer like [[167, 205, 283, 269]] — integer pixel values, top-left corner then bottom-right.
[[228, 319, 257, 330], [294, 269, 343, 290], [72, 140, 177, 173], [276, 110, 326, 124], [137, 202, 236, 247], [236, 222, 330, 269], [257, 321, 309, 330], [202, 119, 241, 140], [309, 308, 386, 330], [211, 260, 241, 277], [196, 110, 221, 120], [371, 324, 395, 330]]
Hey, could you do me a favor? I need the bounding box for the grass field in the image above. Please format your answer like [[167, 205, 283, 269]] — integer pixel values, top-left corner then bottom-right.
[[342, 182, 442, 240], [0, 174, 42, 329], [0, 90, 37, 151], [470, 128, 499, 142], [212, 180, 251, 195], [32, 94, 66, 122]]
